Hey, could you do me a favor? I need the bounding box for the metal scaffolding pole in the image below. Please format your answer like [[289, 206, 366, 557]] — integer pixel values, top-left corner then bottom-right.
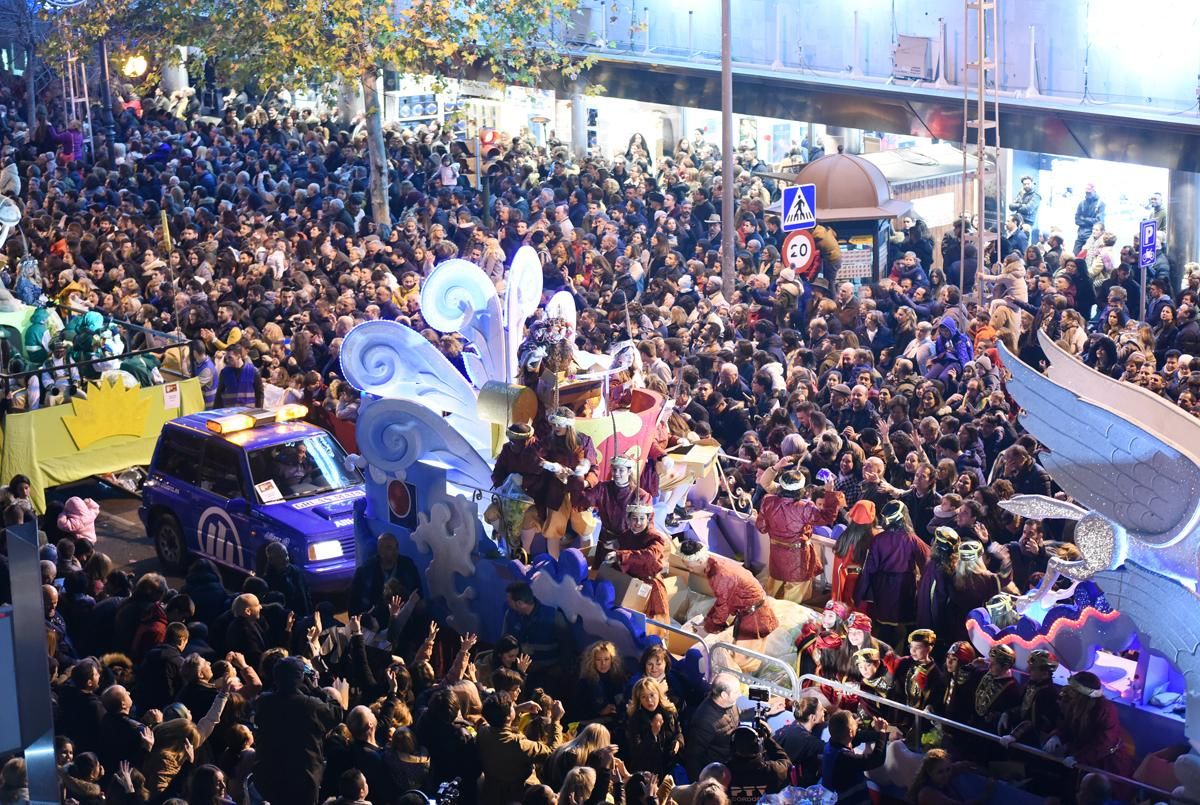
[[961, 0, 1002, 304]]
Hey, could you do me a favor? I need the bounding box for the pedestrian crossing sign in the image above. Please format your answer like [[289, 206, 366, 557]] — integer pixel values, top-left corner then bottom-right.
[[781, 183, 817, 231]]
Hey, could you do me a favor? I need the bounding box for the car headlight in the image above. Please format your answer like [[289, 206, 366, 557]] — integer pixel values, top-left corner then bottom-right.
[[307, 540, 343, 561]]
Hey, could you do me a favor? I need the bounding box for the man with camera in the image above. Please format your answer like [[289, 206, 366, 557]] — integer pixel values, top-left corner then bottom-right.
[[821, 710, 893, 805], [727, 714, 792, 805]]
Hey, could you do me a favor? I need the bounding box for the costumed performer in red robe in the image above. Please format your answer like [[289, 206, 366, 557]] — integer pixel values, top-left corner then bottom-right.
[[603, 500, 669, 620], [755, 469, 844, 604], [679, 539, 779, 658]]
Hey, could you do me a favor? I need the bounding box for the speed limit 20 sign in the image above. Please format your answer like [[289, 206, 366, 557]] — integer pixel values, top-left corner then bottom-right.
[[783, 229, 818, 279]]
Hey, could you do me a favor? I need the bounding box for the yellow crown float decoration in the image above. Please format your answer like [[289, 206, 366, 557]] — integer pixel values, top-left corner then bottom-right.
[[62, 378, 151, 450]]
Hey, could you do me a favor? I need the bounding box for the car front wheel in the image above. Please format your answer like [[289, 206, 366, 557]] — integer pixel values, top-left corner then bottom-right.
[[153, 513, 189, 573]]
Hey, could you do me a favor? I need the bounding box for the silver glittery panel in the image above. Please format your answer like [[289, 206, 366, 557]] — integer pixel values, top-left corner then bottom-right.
[[999, 494, 1087, 523], [1073, 515, 1116, 575]]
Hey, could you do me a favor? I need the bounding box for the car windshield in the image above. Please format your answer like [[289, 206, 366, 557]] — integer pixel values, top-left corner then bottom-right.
[[247, 433, 362, 502]]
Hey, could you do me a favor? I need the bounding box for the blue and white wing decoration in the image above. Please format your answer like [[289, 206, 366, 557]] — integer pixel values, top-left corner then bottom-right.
[[420, 259, 505, 388], [356, 397, 493, 493], [505, 246, 543, 384], [340, 319, 489, 451], [999, 330, 1200, 750]]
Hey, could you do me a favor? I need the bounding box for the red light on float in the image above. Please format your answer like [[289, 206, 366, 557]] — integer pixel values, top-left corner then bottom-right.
[[388, 480, 412, 519]]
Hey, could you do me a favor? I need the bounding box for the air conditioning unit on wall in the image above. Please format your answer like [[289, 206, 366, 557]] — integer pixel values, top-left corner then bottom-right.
[[566, 5, 597, 46], [893, 35, 933, 80]]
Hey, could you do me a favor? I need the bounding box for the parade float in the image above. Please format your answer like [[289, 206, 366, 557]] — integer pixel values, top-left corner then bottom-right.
[[0, 165, 202, 510], [339, 247, 819, 688], [990, 331, 1200, 797], [339, 250, 1200, 793]]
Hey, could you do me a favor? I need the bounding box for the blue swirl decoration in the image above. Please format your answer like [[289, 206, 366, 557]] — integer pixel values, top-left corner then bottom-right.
[[419, 259, 497, 334], [341, 319, 475, 406], [357, 399, 426, 473]]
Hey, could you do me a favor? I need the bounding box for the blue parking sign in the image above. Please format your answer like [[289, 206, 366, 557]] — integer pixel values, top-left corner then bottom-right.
[[1140, 219, 1158, 269]]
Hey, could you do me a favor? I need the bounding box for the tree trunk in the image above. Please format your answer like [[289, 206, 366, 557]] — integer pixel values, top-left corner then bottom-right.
[[360, 65, 392, 238]]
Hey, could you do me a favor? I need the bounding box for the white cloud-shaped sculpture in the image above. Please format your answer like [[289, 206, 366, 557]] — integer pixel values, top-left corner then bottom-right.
[[340, 319, 489, 452], [420, 258, 506, 388]]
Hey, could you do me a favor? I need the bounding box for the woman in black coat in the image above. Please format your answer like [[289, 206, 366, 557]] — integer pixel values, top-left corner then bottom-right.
[[623, 678, 683, 777]]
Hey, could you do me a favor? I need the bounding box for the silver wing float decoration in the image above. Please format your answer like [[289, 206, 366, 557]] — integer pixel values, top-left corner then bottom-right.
[[999, 331, 1200, 750]]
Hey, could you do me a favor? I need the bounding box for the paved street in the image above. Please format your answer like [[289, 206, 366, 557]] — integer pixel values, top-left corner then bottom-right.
[[49, 480, 181, 586]]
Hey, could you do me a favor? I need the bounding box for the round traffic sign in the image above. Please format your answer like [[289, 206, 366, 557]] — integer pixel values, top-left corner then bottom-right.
[[783, 229, 818, 278]]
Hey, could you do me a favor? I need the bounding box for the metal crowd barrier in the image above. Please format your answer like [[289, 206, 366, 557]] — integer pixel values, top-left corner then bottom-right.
[[710, 640, 803, 702], [796, 673, 1195, 805]]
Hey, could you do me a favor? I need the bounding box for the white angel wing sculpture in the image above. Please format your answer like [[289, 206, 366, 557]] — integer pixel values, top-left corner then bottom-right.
[[1000, 330, 1200, 751], [505, 246, 543, 384], [1000, 333, 1200, 556]]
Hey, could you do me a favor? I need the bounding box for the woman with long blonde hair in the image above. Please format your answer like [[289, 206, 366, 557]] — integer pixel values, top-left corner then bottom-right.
[[576, 641, 626, 723], [907, 748, 991, 803], [624, 677, 682, 776], [544, 723, 611, 790], [556, 766, 597, 805]]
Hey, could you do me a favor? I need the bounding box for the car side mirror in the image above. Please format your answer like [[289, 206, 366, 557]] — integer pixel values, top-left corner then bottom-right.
[[227, 497, 250, 514]]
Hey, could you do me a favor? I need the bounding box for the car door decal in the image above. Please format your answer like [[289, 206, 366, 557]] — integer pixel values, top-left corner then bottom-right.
[[197, 506, 245, 568]]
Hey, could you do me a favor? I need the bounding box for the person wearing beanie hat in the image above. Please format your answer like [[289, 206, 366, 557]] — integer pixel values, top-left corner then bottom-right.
[[931, 640, 981, 727], [253, 654, 345, 805], [831, 500, 878, 605], [601, 499, 669, 619], [999, 649, 1060, 748], [853, 500, 931, 648], [972, 644, 1020, 734], [755, 466, 844, 605]]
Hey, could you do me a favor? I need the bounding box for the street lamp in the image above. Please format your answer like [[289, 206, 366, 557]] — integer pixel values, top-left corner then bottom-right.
[[720, 0, 734, 298], [122, 54, 147, 78]]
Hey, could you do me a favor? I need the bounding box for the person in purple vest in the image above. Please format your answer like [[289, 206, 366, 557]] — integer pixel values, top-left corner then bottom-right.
[[214, 343, 264, 408]]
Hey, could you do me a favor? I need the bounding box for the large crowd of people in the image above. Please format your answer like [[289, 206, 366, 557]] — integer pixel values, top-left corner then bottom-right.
[[0, 73, 1174, 805]]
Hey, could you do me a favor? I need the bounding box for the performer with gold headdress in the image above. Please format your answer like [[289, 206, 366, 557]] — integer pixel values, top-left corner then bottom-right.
[[972, 644, 1021, 733], [887, 629, 943, 717], [603, 500, 669, 619], [525, 407, 598, 558], [1000, 649, 1060, 748]]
